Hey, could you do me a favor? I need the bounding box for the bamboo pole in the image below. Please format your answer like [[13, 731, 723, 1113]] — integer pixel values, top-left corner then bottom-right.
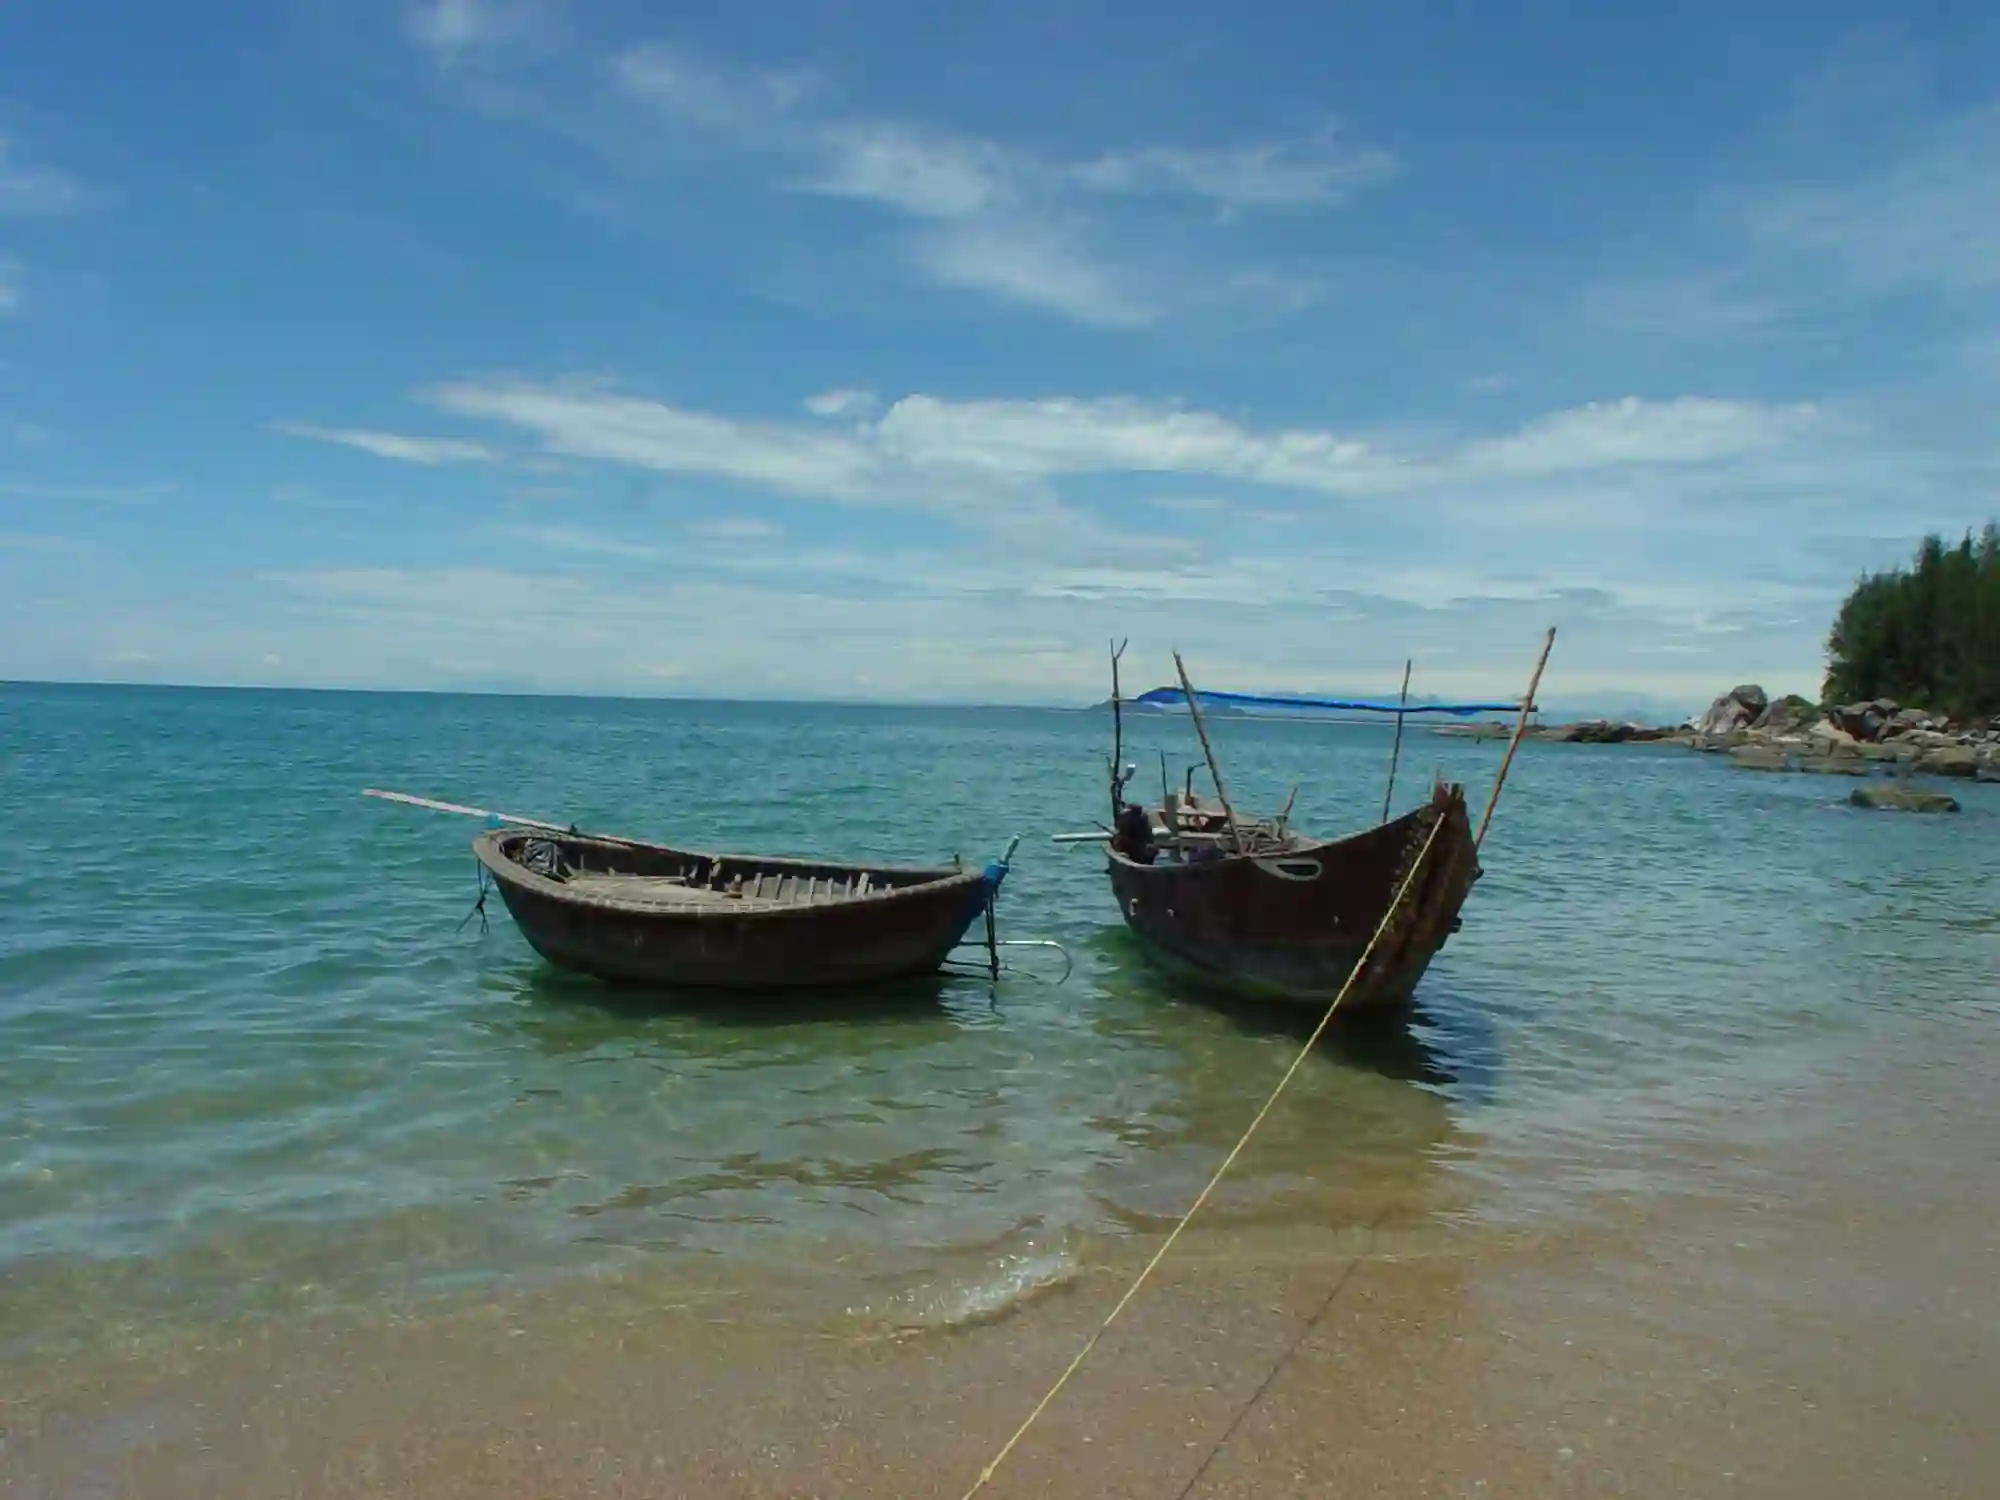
[[1380, 657, 1412, 824], [1473, 628, 1556, 850], [362, 788, 569, 832], [1173, 652, 1244, 852], [1107, 638, 1129, 825]]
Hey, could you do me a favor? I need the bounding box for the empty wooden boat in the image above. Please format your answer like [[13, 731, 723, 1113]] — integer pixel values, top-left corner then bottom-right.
[[470, 827, 1011, 990]]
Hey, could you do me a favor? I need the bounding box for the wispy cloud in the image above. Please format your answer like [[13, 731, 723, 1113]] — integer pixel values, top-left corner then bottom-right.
[[0, 259, 20, 315], [686, 516, 783, 541], [0, 530, 82, 552], [1070, 134, 1396, 212], [424, 35, 1391, 327], [0, 478, 176, 502], [802, 388, 878, 419], [613, 43, 814, 131], [276, 422, 497, 464], [1585, 97, 2000, 345], [912, 220, 1156, 328], [493, 522, 663, 557], [421, 378, 1827, 507], [1460, 397, 1820, 476], [404, 0, 546, 65], [1749, 101, 2000, 297], [0, 137, 92, 217]]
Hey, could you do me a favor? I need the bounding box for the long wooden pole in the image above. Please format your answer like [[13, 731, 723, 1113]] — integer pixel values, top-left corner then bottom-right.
[[362, 788, 569, 832], [1107, 638, 1129, 824], [1380, 657, 1412, 824], [1473, 628, 1556, 850], [1173, 651, 1244, 852]]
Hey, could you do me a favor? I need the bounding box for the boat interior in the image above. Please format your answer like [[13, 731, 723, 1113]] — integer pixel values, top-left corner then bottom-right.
[[494, 831, 960, 911]]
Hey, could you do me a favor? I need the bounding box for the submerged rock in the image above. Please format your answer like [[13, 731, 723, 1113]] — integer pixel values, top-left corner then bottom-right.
[[1849, 785, 1960, 813], [1796, 755, 1871, 777]]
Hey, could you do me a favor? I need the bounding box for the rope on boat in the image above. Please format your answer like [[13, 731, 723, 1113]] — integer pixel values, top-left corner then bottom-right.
[[956, 812, 1449, 1500], [942, 939, 1075, 987], [456, 861, 492, 936]]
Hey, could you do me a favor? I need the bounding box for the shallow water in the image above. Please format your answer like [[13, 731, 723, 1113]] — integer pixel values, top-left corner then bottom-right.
[[2, 682, 1995, 1381]]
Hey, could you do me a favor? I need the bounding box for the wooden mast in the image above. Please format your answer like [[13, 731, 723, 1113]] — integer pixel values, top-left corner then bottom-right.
[[1474, 628, 1556, 849], [1380, 657, 1412, 824], [1173, 651, 1244, 852]]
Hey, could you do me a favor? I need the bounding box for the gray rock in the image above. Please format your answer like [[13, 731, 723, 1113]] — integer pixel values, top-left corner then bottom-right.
[[1916, 746, 1981, 778], [1729, 746, 1790, 772], [1796, 756, 1871, 776], [1849, 785, 1960, 813], [1832, 700, 1895, 742], [1696, 685, 1769, 738], [1751, 695, 1818, 735]]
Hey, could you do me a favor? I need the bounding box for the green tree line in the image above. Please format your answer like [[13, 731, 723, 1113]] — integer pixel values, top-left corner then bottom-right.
[[1825, 523, 2000, 721]]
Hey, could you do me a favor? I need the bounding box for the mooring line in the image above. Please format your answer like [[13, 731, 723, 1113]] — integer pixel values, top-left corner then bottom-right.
[[1169, 1208, 1390, 1500], [958, 813, 1449, 1499]]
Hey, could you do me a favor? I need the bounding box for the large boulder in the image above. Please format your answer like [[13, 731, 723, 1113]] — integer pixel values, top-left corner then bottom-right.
[[1850, 785, 1960, 813], [1832, 698, 1902, 743], [1751, 694, 1817, 736], [1696, 685, 1769, 738], [1916, 746, 1982, 778]]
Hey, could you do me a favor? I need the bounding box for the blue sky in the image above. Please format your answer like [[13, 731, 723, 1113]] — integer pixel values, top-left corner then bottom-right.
[[2, 1, 1995, 710]]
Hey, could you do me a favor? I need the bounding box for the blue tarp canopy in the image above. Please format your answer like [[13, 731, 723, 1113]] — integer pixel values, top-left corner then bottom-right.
[[1131, 687, 1524, 717]]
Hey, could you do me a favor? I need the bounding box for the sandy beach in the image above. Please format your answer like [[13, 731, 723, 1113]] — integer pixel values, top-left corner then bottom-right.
[[9, 1006, 1994, 1500]]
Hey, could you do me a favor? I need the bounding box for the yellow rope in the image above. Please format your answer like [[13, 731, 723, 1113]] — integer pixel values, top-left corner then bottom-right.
[[959, 813, 1450, 1498]]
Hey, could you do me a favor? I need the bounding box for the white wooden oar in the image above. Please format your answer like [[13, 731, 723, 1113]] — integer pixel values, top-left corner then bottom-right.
[[1051, 830, 1113, 844], [361, 787, 570, 833]]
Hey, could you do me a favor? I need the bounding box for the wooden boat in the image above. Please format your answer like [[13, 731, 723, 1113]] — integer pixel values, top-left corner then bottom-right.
[[1105, 780, 1482, 1009], [1072, 636, 1551, 1012], [470, 826, 1010, 990]]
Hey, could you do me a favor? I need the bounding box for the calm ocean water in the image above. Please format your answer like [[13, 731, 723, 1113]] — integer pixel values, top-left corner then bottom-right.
[[2, 683, 1996, 1368]]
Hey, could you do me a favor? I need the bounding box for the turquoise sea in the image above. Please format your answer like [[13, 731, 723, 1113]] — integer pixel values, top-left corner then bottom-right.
[[3, 682, 1996, 1378]]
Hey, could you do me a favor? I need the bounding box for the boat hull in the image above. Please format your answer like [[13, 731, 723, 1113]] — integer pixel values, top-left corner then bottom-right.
[[474, 831, 993, 991], [1105, 785, 1480, 1010]]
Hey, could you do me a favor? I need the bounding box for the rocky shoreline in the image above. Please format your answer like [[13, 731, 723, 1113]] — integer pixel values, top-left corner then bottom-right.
[[1438, 684, 2000, 804]]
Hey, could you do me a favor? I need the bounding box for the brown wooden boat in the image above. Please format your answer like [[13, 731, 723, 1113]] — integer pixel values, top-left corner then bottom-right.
[[1072, 635, 1552, 1012], [1104, 780, 1481, 1009], [472, 827, 1009, 990]]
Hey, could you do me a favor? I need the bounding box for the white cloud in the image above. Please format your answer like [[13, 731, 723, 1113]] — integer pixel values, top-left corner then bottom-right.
[[416, 379, 1828, 509], [686, 516, 783, 541], [493, 523, 663, 557], [1071, 135, 1396, 211], [276, 422, 497, 464], [803, 388, 878, 419], [0, 138, 91, 217], [912, 221, 1155, 327], [614, 44, 813, 130], [1459, 397, 1820, 476], [809, 123, 1006, 219], [426, 381, 874, 495], [1749, 102, 2000, 296], [405, 0, 543, 63], [0, 531, 81, 552], [0, 478, 176, 502], [596, 43, 1389, 326], [0, 259, 20, 315]]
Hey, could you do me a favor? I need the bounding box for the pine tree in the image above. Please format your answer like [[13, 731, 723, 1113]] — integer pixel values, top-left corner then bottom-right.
[[1824, 524, 2000, 721]]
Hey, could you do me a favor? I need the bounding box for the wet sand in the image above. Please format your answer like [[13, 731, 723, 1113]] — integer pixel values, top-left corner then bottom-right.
[[7, 1020, 1995, 1500]]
